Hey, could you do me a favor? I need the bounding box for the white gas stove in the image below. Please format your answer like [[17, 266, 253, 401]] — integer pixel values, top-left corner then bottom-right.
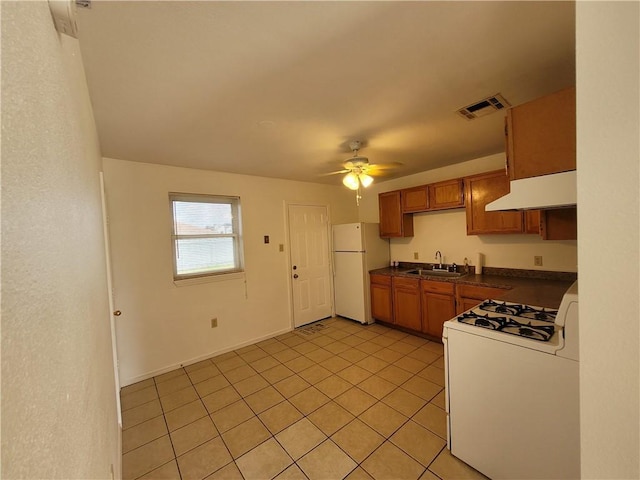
[[443, 281, 579, 479]]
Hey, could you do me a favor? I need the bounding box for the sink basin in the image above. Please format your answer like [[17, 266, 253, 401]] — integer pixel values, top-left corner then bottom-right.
[[406, 269, 467, 278]]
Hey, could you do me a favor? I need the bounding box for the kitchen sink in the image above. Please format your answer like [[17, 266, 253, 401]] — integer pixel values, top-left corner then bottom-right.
[[406, 269, 467, 278]]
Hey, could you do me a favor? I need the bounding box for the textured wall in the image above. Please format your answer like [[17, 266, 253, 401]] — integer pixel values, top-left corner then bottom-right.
[[576, 2, 640, 478], [1, 2, 120, 478], [102, 158, 358, 386]]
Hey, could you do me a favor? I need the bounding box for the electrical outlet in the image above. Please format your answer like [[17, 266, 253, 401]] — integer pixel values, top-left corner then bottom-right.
[[279, 244, 284, 252], [210, 318, 218, 328], [534, 256, 543, 266], [414, 252, 419, 260]]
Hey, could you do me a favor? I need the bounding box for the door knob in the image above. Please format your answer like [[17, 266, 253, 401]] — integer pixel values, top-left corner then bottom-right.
[[293, 274, 299, 279], [113, 310, 122, 316]]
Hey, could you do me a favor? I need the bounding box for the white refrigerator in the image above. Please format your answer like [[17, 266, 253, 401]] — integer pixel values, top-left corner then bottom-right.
[[332, 223, 390, 324]]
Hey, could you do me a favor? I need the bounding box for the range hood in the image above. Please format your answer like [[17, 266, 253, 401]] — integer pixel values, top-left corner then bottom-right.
[[485, 170, 576, 211]]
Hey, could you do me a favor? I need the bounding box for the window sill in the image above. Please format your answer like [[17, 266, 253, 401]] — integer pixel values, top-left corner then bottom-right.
[[173, 271, 246, 287]]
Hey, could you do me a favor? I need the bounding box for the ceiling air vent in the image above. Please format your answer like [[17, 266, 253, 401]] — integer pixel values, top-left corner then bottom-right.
[[457, 94, 511, 120]]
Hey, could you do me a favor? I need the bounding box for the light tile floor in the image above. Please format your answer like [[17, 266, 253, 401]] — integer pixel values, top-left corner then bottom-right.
[[120, 317, 487, 480]]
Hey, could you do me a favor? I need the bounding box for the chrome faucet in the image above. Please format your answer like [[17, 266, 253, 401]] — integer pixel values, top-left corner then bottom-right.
[[435, 250, 443, 269]]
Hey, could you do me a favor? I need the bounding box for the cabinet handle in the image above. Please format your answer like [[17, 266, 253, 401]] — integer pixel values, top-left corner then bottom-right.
[[113, 310, 122, 316]]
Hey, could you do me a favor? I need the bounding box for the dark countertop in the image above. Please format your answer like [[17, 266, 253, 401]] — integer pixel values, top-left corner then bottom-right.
[[370, 266, 576, 309]]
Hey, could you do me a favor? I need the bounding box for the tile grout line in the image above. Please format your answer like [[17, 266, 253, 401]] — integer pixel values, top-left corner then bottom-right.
[[153, 372, 183, 480], [122, 318, 448, 480]]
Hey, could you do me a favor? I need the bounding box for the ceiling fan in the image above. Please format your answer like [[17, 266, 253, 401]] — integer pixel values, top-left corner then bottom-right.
[[328, 141, 401, 191]]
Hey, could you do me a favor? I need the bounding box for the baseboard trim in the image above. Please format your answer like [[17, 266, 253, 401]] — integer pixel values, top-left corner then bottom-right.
[[120, 326, 293, 387]]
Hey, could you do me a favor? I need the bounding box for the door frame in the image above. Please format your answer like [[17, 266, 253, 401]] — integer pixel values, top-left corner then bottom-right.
[[284, 202, 335, 329]]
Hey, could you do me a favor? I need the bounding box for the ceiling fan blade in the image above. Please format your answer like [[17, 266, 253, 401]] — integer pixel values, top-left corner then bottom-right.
[[368, 161, 403, 170], [321, 169, 350, 176]]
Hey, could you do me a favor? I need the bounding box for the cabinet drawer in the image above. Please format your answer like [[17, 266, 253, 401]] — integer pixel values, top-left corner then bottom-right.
[[421, 280, 455, 295], [456, 284, 508, 300], [393, 276, 420, 290], [370, 274, 391, 286]]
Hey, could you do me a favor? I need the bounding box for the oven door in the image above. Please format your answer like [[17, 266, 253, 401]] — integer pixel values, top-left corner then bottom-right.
[[444, 324, 580, 480]]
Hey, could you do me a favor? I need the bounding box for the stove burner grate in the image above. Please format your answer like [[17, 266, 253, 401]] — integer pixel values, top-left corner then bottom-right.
[[501, 318, 555, 342], [457, 312, 506, 330], [457, 309, 557, 342], [478, 300, 557, 322]]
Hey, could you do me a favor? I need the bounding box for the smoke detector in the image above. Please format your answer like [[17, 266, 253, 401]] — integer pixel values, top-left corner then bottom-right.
[[457, 94, 511, 120]]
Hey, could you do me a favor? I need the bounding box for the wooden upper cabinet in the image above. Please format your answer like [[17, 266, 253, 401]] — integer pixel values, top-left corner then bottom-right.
[[379, 191, 414, 238], [465, 170, 523, 235], [401, 186, 429, 213], [428, 178, 464, 210], [506, 86, 576, 180], [524, 210, 542, 234], [540, 208, 577, 240]]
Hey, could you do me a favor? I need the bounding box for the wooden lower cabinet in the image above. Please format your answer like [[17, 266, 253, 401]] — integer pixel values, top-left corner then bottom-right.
[[370, 274, 510, 338], [392, 277, 422, 331], [456, 284, 509, 314], [370, 274, 393, 323], [421, 280, 456, 338]]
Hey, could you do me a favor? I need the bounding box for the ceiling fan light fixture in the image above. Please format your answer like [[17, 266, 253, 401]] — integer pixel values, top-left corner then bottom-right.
[[359, 173, 374, 188], [343, 172, 360, 190]]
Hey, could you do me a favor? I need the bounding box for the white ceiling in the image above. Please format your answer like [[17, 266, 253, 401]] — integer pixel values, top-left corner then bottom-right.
[[77, 1, 575, 186]]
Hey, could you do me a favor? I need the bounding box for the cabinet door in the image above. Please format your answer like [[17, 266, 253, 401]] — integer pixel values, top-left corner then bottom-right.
[[457, 297, 482, 315], [428, 179, 464, 210], [524, 210, 541, 234], [401, 186, 429, 212], [465, 170, 524, 235], [392, 278, 421, 331], [455, 284, 509, 314], [422, 291, 456, 338], [370, 275, 393, 323], [379, 191, 414, 238], [506, 86, 576, 180], [540, 208, 577, 240], [525, 208, 577, 239], [371, 283, 393, 323]]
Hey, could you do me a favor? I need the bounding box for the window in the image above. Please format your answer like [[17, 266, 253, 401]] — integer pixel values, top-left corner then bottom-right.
[[169, 193, 244, 280]]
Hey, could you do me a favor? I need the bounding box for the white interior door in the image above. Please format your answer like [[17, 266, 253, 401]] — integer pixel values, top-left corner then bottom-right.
[[288, 204, 333, 327], [100, 173, 122, 428]]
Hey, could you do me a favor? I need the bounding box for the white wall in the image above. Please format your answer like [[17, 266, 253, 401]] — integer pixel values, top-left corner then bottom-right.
[[103, 159, 358, 385], [358, 153, 578, 271], [577, 2, 640, 478], [1, 2, 120, 478]]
